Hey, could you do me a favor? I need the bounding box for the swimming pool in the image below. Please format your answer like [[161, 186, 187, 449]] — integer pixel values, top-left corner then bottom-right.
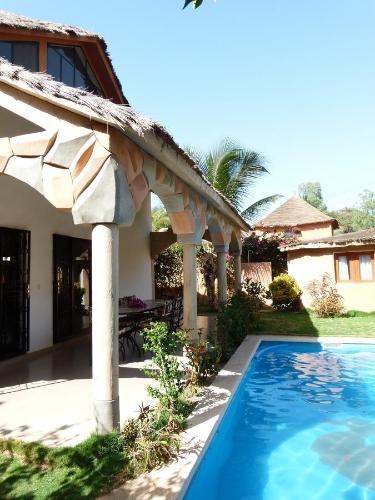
[[184, 341, 375, 500]]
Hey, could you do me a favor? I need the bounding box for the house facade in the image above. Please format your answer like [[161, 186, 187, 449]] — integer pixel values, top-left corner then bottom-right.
[[283, 230, 375, 312], [256, 196, 375, 312], [0, 10, 247, 433]]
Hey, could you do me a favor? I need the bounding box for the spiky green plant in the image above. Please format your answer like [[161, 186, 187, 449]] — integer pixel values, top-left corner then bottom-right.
[[187, 139, 281, 222]]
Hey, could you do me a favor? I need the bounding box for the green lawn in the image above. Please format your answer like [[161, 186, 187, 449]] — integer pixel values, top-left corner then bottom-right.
[[0, 434, 126, 500], [256, 309, 375, 337]]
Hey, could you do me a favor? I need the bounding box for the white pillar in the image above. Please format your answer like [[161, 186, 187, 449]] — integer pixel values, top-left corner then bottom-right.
[[216, 247, 228, 304], [182, 243, 198, 331], [234, 252, 242, 292], [92, 223, 120, 434]]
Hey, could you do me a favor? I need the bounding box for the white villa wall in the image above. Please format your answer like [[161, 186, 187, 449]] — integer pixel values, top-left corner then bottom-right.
[[0, 176, 152, 354], [119, 194, 153, 300]]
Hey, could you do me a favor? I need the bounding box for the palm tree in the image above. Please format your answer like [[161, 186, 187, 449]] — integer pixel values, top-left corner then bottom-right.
[[187, 139, 281, 223], [152, 205, 170, 231]]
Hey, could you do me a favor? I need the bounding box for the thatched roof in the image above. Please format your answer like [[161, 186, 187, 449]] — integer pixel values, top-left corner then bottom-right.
[[255, 196, 337, 229], [0, 9, 128, 104], [282, 228, 375, 251], [0, 57, 249, 230]]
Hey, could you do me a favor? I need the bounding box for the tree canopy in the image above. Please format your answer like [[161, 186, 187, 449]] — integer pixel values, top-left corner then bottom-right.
[[152, 205, 170, 231], [297, 182, 375, 233], [329, 189, 375, 233], [298, 182, 327, 212]]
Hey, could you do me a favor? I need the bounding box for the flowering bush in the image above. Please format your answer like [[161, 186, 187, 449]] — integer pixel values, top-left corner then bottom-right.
[[242, 232, 287, 277], [306, 273, 345, 317], [268, 273, 302, 311]]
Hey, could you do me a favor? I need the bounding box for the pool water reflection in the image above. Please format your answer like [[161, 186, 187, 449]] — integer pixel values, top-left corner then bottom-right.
[[184, 341, 375, 500]]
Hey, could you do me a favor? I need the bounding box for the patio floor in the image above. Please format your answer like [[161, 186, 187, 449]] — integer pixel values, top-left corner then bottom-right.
[[0, 315, 215, 447]]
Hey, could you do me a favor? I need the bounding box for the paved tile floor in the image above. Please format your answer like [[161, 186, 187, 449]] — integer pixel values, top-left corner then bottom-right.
[[0, 315, 215, 447]]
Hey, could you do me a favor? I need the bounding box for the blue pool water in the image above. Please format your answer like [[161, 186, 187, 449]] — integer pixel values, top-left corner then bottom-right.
[[184, 341, 375, 500]]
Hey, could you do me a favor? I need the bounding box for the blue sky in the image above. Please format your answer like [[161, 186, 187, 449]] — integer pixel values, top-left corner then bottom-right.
[[2, 0, 375, 214]]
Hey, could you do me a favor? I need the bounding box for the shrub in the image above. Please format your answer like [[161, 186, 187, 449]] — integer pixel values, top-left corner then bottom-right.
[[268, 273, 301, 311], [141, 322, 187, 414], [121, 404, 181, 477], [183, 330, 221, 385], [306, 273, 345, 317], [154, 243, 183, 292], [242, 278, 268, 312], [216, 291, 257, 360]]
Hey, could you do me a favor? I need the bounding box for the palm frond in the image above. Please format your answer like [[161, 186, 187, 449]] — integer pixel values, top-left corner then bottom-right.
[[185, 139, 276, 219], [184, 146, 208, 176], [241, 194, 282, 223]]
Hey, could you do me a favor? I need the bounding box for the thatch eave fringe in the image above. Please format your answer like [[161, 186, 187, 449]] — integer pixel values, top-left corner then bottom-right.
[[0, 57, 250, 231]]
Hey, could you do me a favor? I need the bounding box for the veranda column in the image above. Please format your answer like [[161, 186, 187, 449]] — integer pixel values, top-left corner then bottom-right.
[[216, 245, 228, 304], [182, 242, 198, 331], [233, 251, 242, 292], [92, 223, 120, 434]]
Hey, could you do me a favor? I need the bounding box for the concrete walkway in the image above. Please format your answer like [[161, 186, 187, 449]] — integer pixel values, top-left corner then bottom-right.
[[0, 316, 215, 447], [0, 334, 155, 446]]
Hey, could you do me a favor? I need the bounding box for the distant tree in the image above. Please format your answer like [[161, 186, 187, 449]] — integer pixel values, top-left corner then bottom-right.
[[187, 139, 281, 223], [328, 207, 361, 233], [329, 190, 375, 233], [152, 205, 170, 231], [355, 190, 375, 228], [298, 182, 327, 212]]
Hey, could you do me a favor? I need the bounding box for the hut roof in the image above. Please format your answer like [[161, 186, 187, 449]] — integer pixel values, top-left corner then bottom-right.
[[255, 196, 337, 229], [0, 9, 128, 104]]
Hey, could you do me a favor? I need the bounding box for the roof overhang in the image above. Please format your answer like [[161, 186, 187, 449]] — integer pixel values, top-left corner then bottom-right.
[[0, 70, 249, 233], [0, 69, 253, 231], [282, 239, 375, 252]]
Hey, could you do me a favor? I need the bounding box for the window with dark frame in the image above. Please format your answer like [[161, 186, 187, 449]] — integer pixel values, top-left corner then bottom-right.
[[0, 41, 39, 72], [47, 44, 103, 95], [335, 252, 374, 282]]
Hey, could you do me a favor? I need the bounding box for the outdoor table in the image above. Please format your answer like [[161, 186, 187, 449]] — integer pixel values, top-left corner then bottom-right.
[[118, 300, 165, 359], [118, 299, 165, 317]]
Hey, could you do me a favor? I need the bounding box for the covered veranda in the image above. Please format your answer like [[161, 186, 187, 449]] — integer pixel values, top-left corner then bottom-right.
[[0, 316, 213, 446], [0, 58, 248, 437]]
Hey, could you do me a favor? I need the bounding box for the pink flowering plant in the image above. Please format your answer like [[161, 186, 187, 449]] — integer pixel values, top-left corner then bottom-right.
[[242, 231, 299, 277]]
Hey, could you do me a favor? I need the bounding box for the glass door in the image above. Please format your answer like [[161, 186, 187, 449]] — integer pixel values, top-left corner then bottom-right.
[[0, 227, 30, 359], [53, 235, 91, 343]]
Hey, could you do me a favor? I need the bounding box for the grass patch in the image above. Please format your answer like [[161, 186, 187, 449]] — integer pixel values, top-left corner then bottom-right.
[[0, 433, 126, 499], [257, 309, 375, 337], [0, 323, 206, 499]]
